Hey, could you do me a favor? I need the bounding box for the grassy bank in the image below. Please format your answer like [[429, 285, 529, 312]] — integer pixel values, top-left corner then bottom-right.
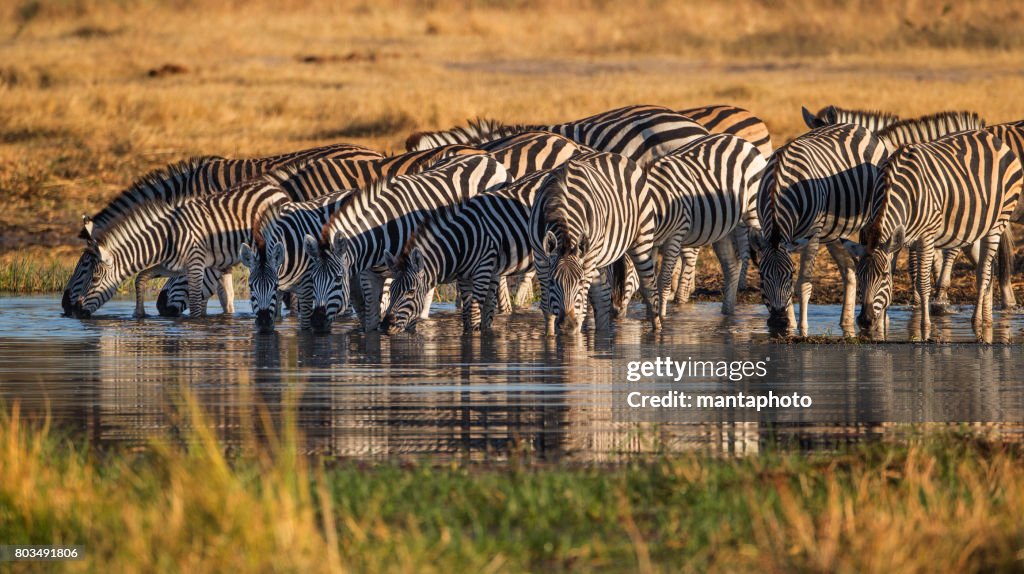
[[3, 405, 1024, 572], [3, 0, 1024, 256]]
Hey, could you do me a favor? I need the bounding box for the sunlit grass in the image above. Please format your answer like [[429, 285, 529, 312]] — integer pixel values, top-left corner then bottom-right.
[[2, 400, 1024, 572]]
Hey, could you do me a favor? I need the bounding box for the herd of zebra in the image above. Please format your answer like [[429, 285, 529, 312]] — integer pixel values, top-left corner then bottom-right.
[[59, 102, 1024, 341]]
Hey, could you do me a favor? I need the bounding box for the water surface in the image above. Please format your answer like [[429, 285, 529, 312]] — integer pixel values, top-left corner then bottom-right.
[[2, 296, 1023, 461]]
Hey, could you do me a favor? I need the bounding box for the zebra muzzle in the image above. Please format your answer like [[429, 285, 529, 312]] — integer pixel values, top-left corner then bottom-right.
[[310, 306, 331, 334], [255, 309, 275, 333], [766, 309, 790, 332]]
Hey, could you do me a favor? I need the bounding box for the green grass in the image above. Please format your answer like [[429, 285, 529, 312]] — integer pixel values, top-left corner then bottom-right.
[[3, 400, 1024, 572]]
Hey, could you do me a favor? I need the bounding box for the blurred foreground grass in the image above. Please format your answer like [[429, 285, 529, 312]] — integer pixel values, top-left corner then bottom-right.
[[3, 402, 1024, 572]]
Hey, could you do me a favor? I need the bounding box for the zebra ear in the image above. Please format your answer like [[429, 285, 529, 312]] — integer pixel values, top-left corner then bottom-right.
[[577, 234, 589, 254], [303, 234, 321, 259], [269, 242, 285, 269], [410, 248, 424, 272], [542, 231, 558, 257], [882, 226, 905, 254], [383, 251, 399, 272], [801, 106, 819, 129], [844, 241, 868, 259], [79, 215, 94, 241], [239, 243, 256, 269], [331, 235, 350, 259], [823, 106, 838, 125]]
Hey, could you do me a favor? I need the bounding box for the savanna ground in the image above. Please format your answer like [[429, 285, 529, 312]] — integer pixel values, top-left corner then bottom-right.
[[4, 1, 1024, 571], [2, 0, 1024, 299]]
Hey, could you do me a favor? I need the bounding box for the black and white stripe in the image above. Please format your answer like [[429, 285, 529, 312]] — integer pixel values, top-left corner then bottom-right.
[[644, 134, 765, 317], [407, 104, 708, 165], [302, 154, 513, 333], [380, 135, 582, 334], [76, 169, 294, 318], [801, 105, 901, 133], [754, 123, 888, 336], [530, 150, 660, 334], [64, 143, 381, 318], [856, 129, 1022, 340]]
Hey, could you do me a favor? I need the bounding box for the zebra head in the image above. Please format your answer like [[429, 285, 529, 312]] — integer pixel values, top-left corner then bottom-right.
[[76, 242, 122, 318], [240, 240, 285, 333], [801, 106, 838, 129], [381, 247, 429, 335], [856, 227, 903, 336], [753, 233, 800, 334], [543, 230, 592, 334], [62, 215, 100, 317], [62, 250, 98, 317], [302, 234, 352, 334]]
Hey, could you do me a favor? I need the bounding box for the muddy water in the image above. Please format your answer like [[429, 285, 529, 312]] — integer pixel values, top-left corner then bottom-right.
[[1, 296, 1023, 461]]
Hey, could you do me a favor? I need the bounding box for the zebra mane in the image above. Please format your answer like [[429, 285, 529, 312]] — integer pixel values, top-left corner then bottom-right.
[[877, 110, 986, 146], [85, 155, 223, 240], [251, 201, 287, 252], [827, 106, 900, 125], [405, 117, 533, 151], [540, 167, 583, 251]]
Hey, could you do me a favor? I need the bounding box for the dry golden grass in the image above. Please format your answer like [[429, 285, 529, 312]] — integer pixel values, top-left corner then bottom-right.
[[2, 0, 1024, 262]]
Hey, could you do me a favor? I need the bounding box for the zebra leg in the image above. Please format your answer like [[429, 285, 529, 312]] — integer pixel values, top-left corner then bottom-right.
[[794, 238, 820, 337], [478, 273, 503, 332], [613, 257, 640, 319], [656, 236, 683, 319], [218, 271, 234, 314], [907, 247, 920, 307], [588, 273, 613, 332], [497, 277, 512, 315], [358, 271, 386, 332], [514, 271, 535, 310], [913, 240, 935, 340], [457, 277, 479, 332], [627, 240, 662, 332], [825, 242, 857, 336], [186, 262, 209, 318], [974, 232, 1001, 330], [419, 287, 436, 320], [712, 236, 740, 316], [673, 248, 700, 305], [733, 224, 751, 291], [997, 232, 1017, 309], [133, 270, 154, 318], [932, 249, 958, 311], [534, 257, 556, 336]]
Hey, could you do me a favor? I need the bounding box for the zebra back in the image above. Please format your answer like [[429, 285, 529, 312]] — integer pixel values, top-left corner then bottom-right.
[[480, 131, 582, 178], [405, 118, 534, 151], [801, 105, 901, 132], [322, 154, 514, 271], [646, 133, 766, 246], [986, 121, 1024, 221], [866, 129, 1022, 252], [758, 123, 888, 246], [679, 104, 773, 156], [875, 111, 985, 152]]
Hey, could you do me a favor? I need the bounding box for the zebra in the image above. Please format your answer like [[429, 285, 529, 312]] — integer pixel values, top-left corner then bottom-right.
[[407, 104, 709, 165], [239, 191, 354, 332], [855, 129, 1022, 341], [753, 123, 888, 336], [801, 105, 901, 133], [982, 120, 1024, 308], [666, 104, 773, 301], [302, 154, 513, 333], [63, 143, 382, 318], [530, 150, 660, 335], [644, 133, 766, 317], [76, 167, 296, 318], [872, 111, 997, 310], [380, 137, 581, 334], [241, 133, 580, 332]]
